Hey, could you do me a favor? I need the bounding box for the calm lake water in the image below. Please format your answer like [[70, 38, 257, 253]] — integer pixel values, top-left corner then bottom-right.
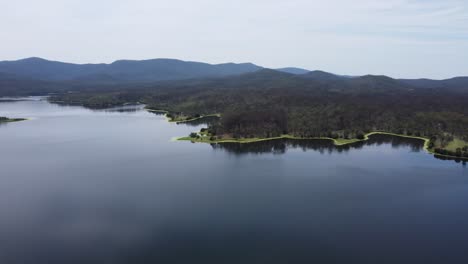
[[1, 98, 467, 264]]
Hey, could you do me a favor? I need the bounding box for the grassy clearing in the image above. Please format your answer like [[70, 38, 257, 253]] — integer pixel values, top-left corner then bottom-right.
[[445, 138, 468, 152], [334, 138, 362, 145]]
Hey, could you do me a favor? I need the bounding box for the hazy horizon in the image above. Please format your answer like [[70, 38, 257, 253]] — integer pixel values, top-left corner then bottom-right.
[[2, 0, 468, 79]]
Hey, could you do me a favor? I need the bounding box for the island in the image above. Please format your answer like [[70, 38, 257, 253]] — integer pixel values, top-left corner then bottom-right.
[[0, 116, 27, 123]]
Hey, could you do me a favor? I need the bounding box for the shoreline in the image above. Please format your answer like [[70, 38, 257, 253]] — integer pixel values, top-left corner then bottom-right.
[[178, 131, 468, 161]]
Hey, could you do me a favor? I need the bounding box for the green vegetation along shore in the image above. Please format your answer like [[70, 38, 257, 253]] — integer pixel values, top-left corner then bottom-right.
[[178, 131, 427, 147], [146, 105, 468, 161]]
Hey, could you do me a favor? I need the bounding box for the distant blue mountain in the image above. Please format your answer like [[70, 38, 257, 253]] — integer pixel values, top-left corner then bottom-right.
[[299, 70, 344, 81], [1, 57, 467, 95], [275, 67, 310, 74], [399, 77, 468, 90], [0, 57, 262, 82]]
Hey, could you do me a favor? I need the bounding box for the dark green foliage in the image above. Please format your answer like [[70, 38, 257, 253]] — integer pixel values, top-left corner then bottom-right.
[[357, 133, 366, 140], [217, 108, 288, 138]]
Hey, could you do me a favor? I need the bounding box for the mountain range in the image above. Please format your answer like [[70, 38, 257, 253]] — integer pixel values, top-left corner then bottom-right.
[[0, 57, 467, 96], [0, 57, 263, 83]]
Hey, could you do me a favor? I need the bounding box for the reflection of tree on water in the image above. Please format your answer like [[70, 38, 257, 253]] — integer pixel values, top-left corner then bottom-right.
[[211, 134, 425, 156], [368, 134, 423, 153], [211, 139, 364, 155], [211, 140, 291, 155], [434, 155, 467, 166], [212, 134, 466, 165], [93, 105, 146, 113]]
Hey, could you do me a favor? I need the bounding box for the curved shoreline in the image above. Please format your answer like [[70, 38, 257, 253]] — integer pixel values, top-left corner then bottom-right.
[[178, 131, 468, 161]]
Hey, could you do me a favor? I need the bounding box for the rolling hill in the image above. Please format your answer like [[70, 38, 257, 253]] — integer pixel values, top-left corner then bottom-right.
[[0, 57, 262, 82]]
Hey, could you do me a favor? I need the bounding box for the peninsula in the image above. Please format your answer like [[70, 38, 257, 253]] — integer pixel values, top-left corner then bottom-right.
[[0, 116, 26, 123]]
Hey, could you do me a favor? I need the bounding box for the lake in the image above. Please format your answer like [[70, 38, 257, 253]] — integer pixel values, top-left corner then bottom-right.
[[1, 98, 467, 264]]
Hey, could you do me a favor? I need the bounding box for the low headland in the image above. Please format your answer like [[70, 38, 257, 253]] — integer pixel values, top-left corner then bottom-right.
[[0, 117, 27, 123]]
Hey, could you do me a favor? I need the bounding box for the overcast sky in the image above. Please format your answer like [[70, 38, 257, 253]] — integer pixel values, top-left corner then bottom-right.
[[1, 0, 467, 79]]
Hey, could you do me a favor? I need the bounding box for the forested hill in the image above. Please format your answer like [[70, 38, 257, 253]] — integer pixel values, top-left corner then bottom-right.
[[0, 57, 262, 82], [400, 77, 468, 91], [135, 69, 466, 95], [1, 57, 468, 95], [3, 64, 468, 157]]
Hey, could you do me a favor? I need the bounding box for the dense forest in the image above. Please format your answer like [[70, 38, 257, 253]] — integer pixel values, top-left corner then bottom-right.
[[1, 63, 468, 159]]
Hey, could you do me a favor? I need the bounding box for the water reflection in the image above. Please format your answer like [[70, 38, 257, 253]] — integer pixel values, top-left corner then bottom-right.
[[435, 154, 468, 165], [95, 104, 146, 113], [211, 134, 424, 156], [1, 98, 468, 264], [0, 97, 43, 102]]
